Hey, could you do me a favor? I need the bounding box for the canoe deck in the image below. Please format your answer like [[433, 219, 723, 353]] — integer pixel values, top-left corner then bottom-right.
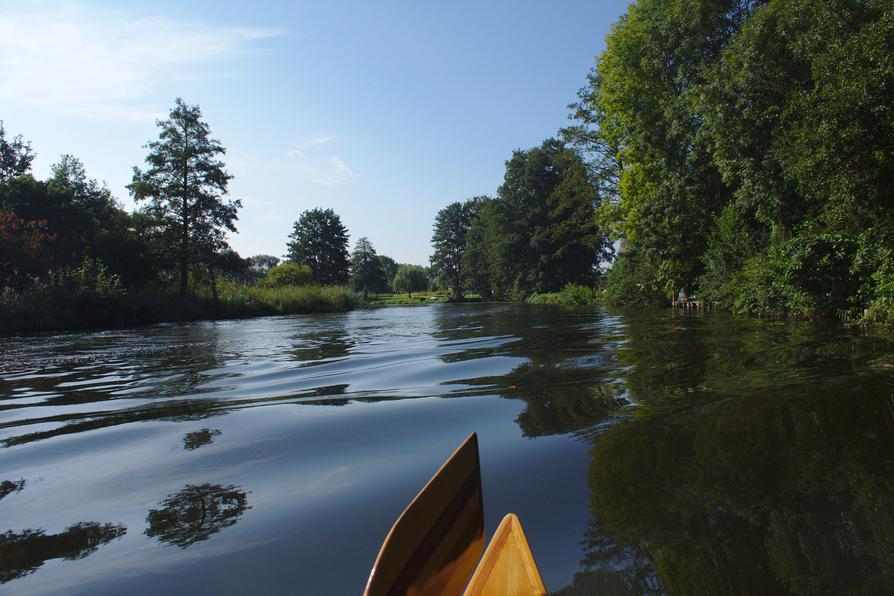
[[464, 514, 546, 596]]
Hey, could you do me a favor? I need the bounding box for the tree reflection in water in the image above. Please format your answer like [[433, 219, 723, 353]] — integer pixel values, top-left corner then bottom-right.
[[0, 522, 127, 583], [145, 484, 250, 548], [0, 478, 25, 501], [559, 382, 894, 595], [182, 428, 221, 451]]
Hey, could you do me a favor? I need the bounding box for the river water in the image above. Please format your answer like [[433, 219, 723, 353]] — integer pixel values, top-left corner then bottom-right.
[[1, 304, 893, 594]]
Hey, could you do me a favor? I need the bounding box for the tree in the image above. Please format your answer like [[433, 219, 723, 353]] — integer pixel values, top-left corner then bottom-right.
[[378, 255, 398, 291], [570, 0, 750, 303], [462, 198, 497, 299], [264, 262, 312, 287], [350, 237, 386, 298], [482, 140, 609, 299], [128, 98, 241, 299], [247, 254, 279, 275], [0, 121, 34, 182], [393, 264, 428, 297], [286, 208, 350, 285], [430, 202, 473, 300]]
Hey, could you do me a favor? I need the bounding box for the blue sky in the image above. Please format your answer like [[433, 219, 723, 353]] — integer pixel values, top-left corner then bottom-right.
[[0, 0, 629, 265]]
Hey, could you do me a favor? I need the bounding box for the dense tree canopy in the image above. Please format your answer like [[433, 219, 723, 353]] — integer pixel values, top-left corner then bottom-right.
[[350, 237, 387, 298], [129, 98, 240, 298], [287, 208, 350, 285], [570, 0, 894, 319], [462, 140, 610, 300], [264, 262, 312, 287], [430, 201, 473, 300], [378, 255, 399, 292], [392, 264, 428, 296]]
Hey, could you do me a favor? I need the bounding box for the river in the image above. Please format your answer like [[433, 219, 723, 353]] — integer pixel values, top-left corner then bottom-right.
[[2, 304, 893, 594]]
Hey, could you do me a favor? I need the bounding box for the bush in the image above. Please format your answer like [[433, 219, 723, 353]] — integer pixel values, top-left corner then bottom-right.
[[264, 262, 312, 287], [603, 252, 667, 307], [732, 230, 864, 319], [860, 298, 894, 329], [528, 283, 602, 306]]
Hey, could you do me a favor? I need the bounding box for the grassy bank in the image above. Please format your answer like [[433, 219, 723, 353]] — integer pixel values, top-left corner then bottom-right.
[[366, 292, 486, 305], [0, 280, 359, 334], [366, 291, 449, 305]]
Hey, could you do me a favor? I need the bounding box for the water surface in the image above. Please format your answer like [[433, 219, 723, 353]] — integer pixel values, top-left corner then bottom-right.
[[2, 305, 893, 594]]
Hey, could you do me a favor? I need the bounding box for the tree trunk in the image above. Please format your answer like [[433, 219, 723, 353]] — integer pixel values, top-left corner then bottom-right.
[[363, 286, 369, 300], [179, 139, 189, 300]]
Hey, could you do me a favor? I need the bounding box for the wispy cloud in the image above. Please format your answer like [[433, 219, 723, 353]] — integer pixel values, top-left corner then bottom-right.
[[0, 2, 283, 121], [286, 135, 353, 186]]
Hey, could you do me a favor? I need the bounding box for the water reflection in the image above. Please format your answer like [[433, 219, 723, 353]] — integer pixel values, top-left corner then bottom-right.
[[0, 478, 25, 501], [145, 484, 250, 549], [0, 522, 127, 583], [570, 382, 894, 595], [3, 306, 894, 593], [183, 428, 221, 451]]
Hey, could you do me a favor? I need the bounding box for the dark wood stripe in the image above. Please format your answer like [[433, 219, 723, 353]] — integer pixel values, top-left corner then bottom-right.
[[383, 465, 483, 595]]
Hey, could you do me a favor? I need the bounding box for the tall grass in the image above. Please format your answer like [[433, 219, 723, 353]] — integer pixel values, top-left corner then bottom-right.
[[0, 279, 359, 333]]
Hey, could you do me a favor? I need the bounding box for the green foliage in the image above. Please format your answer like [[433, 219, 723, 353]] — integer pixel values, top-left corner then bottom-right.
[[392, 264, 428, 296], [572, 0, 894, 322], [732, 231, 865, 319], [0, 121, 34, 182], [350, 237, 387, 296], [263, 262, 312, 287], [128, 98, 240, 298], [247, 255, 280, 277], [459, 141, 610, 301], [527, 283, 602, 306], [0, 256, 125, 330], [602, 249, 666, 308], [698, 203, 760, 308], [430, 201, 473, 300], [286, 207, 350, 285], [0, 280, 357, 333], [378, 255, 398, 291], [461, 198, 495, 299]]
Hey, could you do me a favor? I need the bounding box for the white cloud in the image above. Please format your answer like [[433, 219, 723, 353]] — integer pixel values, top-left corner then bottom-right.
[[0, 2, 283, 121], [285, 136, 353, 186], [301, 134, 335, 148]]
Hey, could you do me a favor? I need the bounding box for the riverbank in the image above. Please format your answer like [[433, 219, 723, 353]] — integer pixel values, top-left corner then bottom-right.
[[0, 281, 359, 334], [365, 292, 485, 306]]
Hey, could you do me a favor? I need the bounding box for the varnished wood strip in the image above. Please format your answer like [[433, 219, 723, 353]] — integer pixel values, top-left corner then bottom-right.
[[365, 433, 485, 596], [463, 514, 546, 596]]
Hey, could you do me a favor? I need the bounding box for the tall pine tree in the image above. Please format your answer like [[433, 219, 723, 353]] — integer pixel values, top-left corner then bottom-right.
[[129, 98, 240, 298]]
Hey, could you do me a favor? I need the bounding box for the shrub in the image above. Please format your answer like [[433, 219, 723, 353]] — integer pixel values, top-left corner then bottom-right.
[[603, 252, 667, 307], [264, 262, 312, 287], [528, 283, 602, 306]]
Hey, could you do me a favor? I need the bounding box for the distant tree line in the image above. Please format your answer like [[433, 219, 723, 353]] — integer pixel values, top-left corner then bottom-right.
[[0, 100, 432, 331]]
